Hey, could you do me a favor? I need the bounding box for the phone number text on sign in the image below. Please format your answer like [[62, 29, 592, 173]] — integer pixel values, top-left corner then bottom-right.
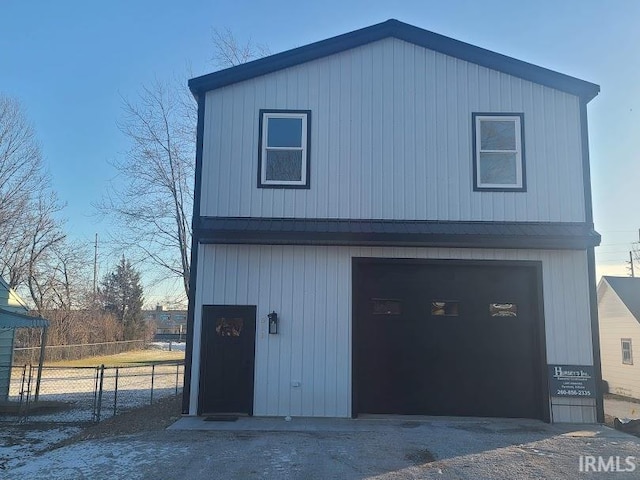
[[556, 389, 592, 396]]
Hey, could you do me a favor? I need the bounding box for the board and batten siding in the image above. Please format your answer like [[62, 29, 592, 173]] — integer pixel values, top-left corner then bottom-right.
[[190, 245, 595, 422], [200, 37, 586, 223], [0, 281, 27, 401], [598, 285, 640, 399], [0, 329, 15, 401]]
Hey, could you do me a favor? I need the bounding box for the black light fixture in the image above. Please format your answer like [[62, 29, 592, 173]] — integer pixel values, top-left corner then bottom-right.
[[268, 311, 278, 335]]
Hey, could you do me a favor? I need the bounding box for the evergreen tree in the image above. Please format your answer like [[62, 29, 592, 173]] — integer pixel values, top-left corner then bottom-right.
[[101, 257, 145, 340]]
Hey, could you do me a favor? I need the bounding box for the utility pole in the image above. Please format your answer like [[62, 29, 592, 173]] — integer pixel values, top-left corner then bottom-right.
[[93, 233, 98, 296], [629, 229, 640, 278]]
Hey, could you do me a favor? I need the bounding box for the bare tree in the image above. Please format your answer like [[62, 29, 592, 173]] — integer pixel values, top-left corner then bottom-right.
[[0, 95, 46, 225], [212, 28, 270, 68], [0, 94, 46, 273], [0, 94, 128, 347], [96, 79, 195, 298], [0, 94, 67, 301], [97, 31, 269, 300]]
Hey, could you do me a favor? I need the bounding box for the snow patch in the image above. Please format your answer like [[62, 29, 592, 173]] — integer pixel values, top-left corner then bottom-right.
[[0, 425, 81, 473], [148, 341, 186, 351], [3, 439, 190, 479]]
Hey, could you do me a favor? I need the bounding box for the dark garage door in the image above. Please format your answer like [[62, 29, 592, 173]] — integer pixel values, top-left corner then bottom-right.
[[353, 260, 546, 420]]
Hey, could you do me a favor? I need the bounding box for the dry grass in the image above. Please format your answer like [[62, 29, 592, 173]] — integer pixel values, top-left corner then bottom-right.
[[46, 349, 185, 368], [48, 394, 184, 451]]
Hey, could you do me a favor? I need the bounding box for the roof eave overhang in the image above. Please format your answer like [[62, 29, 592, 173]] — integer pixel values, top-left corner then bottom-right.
[[0, 307, 49, 329], [188, 19, 600, 103], [195, 217, 601, 251]]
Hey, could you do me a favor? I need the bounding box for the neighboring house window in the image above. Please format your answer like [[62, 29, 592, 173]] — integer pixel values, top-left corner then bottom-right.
[[258, 110, 311, 188], [472, 113, 525, 191], [622, 339, 633, 365]]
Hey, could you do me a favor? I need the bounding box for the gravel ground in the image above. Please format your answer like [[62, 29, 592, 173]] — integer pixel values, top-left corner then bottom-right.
[[55, 394, 183, 444], [4, 399, 640, 480]]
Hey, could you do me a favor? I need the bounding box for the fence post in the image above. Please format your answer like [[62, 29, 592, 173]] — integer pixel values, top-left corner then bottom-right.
[[21, 365, 34, 422], [96, 364, 105, 423], [17, 365, 28, 420], [150, 364, 155, 405], [18, 365, 27, 404], [175, 363, 179, 395], [113, 367, 119, 417], [92, 366, 99, 421], [34, 326, 48, 401]]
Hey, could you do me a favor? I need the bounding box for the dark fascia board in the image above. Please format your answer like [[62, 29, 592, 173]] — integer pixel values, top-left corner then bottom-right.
[[189, 19, 599, 102], [195, 217, 601, 250], [182, 94, 206, 415]]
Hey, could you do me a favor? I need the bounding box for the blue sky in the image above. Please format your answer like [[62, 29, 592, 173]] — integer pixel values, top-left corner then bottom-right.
[[1, 0, 639, 301]]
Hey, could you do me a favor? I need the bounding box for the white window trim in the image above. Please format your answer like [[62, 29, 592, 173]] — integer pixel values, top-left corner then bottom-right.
[[474, 114, 524, 190], [622, 338, 633, 365], [260, 111, 309, 187]]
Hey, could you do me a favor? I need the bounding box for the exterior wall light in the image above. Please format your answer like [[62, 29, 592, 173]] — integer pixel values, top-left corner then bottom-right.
[[268, 311, 278, 334]]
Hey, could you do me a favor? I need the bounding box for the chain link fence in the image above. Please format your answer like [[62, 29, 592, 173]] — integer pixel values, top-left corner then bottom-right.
[[13, 340, 148, 364], [2, 362, 184, 423]]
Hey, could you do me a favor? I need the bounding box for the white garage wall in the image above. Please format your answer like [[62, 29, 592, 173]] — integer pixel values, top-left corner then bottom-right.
[[200, 37, 586, 223], [189, 245, 595, 422]]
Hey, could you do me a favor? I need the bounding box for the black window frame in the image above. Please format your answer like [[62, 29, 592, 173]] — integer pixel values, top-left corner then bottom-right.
[[472, 112, 526, 192], [257, 109, 311, 189]]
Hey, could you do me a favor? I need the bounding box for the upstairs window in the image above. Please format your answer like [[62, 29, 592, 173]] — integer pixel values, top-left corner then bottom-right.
[[258, 110, 310, 188], [473, 113, 525, 191]]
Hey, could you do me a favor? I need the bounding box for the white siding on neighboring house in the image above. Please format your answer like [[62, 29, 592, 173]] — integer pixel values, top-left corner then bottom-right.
[[0, 279, 29, 313], [200, 37, 586, 223], [0, 279, 29, 401], [189, 245, 595, 422], [0, 288, 9, 308], [0, 329, 15, 401], [599, 284, 640, 399]]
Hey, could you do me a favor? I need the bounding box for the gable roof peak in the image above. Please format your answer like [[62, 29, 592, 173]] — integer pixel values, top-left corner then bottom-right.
[[602, 276, 640, 324], [189, 18, 599, 102]]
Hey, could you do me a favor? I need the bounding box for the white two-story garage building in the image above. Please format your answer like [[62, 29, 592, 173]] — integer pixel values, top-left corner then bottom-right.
[[183, 19, 602, 423]]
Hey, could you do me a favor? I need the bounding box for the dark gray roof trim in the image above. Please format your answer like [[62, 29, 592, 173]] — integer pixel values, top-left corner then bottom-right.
[[0, 308, 49, 329], [603, 276, 640, 325], [196, 217, 601, 250], [189, 19, 599, 102]]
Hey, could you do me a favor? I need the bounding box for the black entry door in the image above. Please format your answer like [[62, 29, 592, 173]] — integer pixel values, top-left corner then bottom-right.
[[199, 305, 256, 415], [354, 260, 546, 420]]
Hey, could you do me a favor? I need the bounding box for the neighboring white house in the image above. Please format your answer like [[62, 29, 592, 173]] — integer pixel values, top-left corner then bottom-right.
[[183, 19, 602, 423], [598, 276, 640, 400]]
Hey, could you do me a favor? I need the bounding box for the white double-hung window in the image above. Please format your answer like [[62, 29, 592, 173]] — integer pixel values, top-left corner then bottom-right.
[[473, 113, 525, 191], [258, 110, 310, 188]]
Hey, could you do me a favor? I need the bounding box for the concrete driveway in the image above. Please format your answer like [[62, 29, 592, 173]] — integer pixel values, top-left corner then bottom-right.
[[6, 416, 640, 479]]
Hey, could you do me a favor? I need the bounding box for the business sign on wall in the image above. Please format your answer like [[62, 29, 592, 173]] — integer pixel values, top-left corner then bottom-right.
[[548, 365, 596, 398]]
